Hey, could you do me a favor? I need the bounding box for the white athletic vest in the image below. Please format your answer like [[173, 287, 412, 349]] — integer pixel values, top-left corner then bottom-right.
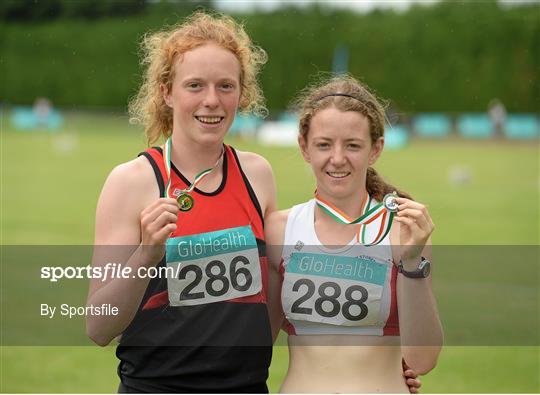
[[280, 199, 400, 336]]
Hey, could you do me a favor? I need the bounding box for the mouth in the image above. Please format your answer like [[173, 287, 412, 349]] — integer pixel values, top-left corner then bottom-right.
[[195, 115, 225, 125], [326, 171, 351, 179]]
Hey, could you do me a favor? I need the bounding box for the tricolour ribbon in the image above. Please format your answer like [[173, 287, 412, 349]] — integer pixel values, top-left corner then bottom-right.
[[162, 137, 223, 199], [314, 192, 396, 246]]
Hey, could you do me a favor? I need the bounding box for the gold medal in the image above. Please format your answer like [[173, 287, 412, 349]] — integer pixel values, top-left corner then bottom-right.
[[177, 192, 194, 212], [163, 138, 224, 213]]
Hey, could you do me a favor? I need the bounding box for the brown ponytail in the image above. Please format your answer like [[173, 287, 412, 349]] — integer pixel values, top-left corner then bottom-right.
[[294, 74, 412, 201], [366, 167, 413, 202]]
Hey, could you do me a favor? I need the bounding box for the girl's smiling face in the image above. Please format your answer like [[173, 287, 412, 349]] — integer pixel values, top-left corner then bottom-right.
[[299, 106, 384, 200], [163, 43, 241, 145]]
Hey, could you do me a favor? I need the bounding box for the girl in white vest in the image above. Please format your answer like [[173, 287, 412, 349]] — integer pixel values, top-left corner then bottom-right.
[[266, 74, 443, 393]]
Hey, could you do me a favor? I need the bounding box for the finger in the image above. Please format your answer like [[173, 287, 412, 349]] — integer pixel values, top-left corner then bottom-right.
[[141, 198, 179, 217], [395, 197, 426, 211], [141, 197, 178, 212], [394, 216, 428, 244], [393, 216, 420, 230], [404, 369, 417, 378], [142, 210, 178, 240], [396, 199, 432, 224], [397, 199, 435, 234], [402, 202, 434, 230], [143, 217, 178, 245], [141, 201, 179, 225], [151, 211, 178, 230], [396, 208, 433, 235], [397, 209, 432, 233], [153, 222, 178, 242], [394, 197, 421, 209], [396, 208, 424, 221], [141, 205, 178, 226]]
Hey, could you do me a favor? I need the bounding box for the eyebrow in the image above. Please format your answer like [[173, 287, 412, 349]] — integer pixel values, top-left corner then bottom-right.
[[180, 76, 238, 83], [313, 137, 366, 143]]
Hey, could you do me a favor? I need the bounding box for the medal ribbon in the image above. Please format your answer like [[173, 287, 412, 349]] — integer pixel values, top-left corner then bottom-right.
[[162, 137, 223, 199], [314, 192, 395, 246]]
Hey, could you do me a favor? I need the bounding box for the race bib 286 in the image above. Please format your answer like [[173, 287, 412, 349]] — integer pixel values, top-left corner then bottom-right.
[[166, 226, 262, 306]]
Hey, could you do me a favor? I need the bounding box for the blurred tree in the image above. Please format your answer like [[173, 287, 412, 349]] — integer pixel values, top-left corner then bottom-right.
[[2, 0, 537, 112], [0, 0, 148, 21], [0, 0, 63, 21]]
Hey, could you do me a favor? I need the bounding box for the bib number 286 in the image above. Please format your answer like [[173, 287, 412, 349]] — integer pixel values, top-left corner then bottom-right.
[[179, 255, 252, 301]]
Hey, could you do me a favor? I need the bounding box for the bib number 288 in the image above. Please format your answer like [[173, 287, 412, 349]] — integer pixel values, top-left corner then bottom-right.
[[291, 279, 369, 321]]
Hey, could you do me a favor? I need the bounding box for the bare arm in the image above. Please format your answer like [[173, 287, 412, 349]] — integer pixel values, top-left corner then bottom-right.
[[86, 157, 178, 346], [392, 198, 443, 375], [264, 210, 289, 342], [236, 150, 284, 341]]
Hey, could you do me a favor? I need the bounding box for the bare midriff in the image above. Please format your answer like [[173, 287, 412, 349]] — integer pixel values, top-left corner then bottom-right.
[[280, 335, 409, 393]]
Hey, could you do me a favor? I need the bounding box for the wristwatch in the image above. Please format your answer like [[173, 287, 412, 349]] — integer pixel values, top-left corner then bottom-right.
[[397, 257, 431, 278]]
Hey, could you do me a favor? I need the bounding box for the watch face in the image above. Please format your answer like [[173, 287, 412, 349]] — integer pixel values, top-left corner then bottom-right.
[[420, 261, 431, 277]]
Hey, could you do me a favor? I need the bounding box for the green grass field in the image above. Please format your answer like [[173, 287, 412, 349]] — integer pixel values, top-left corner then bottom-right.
[[1, 112, 539, 392]]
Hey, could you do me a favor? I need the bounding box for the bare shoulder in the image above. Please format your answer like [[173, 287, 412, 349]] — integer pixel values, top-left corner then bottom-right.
[[106, 156, 156, 190], [266, 209, 290, 234], [235, 150, 273, 177], [100, 155, 159, 211], [95, 156, 159, 244], [235, 150, 276, 216]]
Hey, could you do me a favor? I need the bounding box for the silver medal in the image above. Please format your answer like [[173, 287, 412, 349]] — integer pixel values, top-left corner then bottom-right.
[[383, 193, 399, 212]]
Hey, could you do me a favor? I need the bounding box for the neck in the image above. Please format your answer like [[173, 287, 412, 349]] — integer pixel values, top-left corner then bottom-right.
[[315, 188, 369, 220], [169, 133, 224, 177]]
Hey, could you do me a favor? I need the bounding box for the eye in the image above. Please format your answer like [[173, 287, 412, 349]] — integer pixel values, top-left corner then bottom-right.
[[220, 82, 236, 91], [347, 143, 362, 150], [315, 142, 330, 149], [186, 81, 202, 90]]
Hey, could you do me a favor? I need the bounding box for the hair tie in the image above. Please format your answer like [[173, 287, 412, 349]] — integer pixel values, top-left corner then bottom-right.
[[315, 93, 362, 102]]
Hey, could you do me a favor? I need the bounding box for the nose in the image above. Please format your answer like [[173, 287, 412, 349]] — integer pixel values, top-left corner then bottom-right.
[[330, 146, 346, 167], [202, 86, 219, 109]]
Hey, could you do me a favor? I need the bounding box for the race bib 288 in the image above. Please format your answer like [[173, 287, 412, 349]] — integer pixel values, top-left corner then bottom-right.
[[282, 252, 389, 326]]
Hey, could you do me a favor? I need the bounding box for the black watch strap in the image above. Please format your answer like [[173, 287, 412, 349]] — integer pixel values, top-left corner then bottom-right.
[[398, 257, 431, 278]]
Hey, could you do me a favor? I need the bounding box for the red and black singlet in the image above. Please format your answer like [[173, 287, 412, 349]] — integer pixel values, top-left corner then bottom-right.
[[116, 145, 271, 393]]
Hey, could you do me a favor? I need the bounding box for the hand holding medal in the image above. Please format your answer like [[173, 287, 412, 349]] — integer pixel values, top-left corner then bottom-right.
[[392, 197, 435, 261], [139, 197, 179, 265]]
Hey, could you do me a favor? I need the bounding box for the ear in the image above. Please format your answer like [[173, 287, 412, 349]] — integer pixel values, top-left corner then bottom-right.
[[298, 134, 311, 163], [161, 83, 173, 108], [368, 136, 384, 165]]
